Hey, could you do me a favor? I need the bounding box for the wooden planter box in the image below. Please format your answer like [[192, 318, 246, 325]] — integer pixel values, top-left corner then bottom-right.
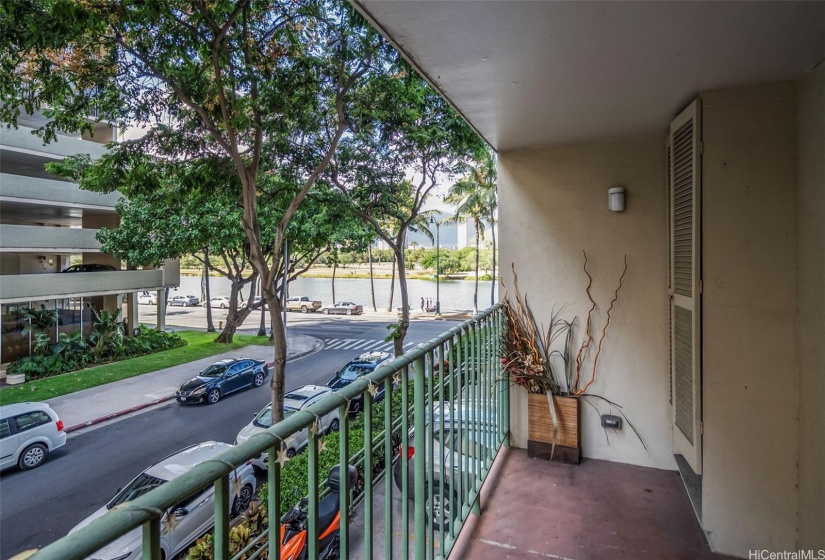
[[527, 393, 581, 464]]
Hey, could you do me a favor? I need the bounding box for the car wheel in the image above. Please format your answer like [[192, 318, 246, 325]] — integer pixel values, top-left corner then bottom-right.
[[18, 443, 48, 470], [220, 303, 226, 309], [286, 448, 296, 459], [207, 388, 221, 404], [427, 481, 456, 531], [327, 418, 340, 434], [346, 309, 352, 316], [323, 308, 329, 315], [350, 399, 362, 414], [301, 306, 308, 313], [231, 484, 254, 518], [253, 372, 265, 387]]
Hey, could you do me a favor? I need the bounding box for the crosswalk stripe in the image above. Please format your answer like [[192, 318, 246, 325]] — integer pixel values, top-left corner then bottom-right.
[[321, 338, 420, 353], [361, 340, 385, 351], [327, 339, 356, 350]]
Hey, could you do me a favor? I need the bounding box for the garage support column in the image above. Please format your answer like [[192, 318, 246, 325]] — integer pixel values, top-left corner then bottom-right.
[[125, 292, 139, 336], [156, 289, 166, 332]]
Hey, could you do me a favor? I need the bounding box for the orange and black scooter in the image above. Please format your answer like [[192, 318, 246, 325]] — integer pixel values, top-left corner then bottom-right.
[[279, 464, 358, 560]]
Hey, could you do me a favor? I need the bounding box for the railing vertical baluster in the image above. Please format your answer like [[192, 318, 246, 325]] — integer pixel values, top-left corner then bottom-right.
[[481, 316, 493, 466], [438, 340, 446, 550], [471, 323, 481, 516], [364, 391, 373, 559], [268, 447, 281, 560], [401, 363, 410, 560], [384, 376, 394, 560], [308, 421, 319, 560], [339, 404, 350, 559], [413, 355, 427, 560], [459, 327, 467, 518], [214, 475, 230, 560], [501, 308, 510, 447], [426, 348, 435, 558], [448, 336, 458, 543], [142, 517, 160, 560]]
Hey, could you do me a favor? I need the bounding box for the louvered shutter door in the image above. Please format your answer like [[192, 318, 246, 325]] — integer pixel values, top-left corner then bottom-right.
[[670, 99, 702, 475]]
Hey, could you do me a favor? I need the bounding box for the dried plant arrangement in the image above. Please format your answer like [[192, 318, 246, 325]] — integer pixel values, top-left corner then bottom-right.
[[501, 253, 647, 456]]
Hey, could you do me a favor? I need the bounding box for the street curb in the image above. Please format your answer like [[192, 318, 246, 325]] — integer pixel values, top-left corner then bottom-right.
[[65, 336, 324, 434], [65, 396, 176, 433]]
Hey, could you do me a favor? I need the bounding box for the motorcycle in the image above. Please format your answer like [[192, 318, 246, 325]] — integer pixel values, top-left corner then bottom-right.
[[280, 464, 358, 560]]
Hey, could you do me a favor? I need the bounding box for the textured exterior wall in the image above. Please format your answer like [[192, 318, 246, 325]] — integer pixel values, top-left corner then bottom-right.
[[499, 135, 675, 470], [701, 82, 798, 556], [796, 61, 825, 551]]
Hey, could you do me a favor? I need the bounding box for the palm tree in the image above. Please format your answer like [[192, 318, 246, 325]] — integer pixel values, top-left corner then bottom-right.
[[444, 150, 498, 313]]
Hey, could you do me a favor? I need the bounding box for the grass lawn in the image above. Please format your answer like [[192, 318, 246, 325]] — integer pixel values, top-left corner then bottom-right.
[[0, 331, 272, 406]]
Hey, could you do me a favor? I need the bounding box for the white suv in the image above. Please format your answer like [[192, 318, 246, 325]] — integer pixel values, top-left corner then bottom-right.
[[236, 385, 339, 470], [0, 402, 67, 471]]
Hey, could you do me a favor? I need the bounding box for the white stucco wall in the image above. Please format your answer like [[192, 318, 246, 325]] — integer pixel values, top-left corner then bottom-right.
[[499, 135, 676, 470], [796, 61, 825, 550], [701, 82, 799, 556]]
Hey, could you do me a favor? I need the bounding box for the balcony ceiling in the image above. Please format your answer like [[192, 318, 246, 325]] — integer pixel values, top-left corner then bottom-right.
[[352, 1, 825, 151]]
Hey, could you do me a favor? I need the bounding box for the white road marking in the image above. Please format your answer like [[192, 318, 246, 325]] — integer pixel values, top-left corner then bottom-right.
[[475, 539, 577, 560]]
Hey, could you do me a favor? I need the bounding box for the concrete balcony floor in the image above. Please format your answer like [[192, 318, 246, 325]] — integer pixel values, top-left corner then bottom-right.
[[451, 448, 733, 560]]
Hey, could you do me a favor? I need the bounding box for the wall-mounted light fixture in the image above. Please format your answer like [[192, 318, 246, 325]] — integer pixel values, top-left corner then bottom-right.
[[608, 187, 625, 212]]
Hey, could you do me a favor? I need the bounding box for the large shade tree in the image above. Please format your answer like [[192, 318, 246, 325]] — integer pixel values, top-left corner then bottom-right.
[[330, 61, 483, 354], [1, 0, 393, 421]]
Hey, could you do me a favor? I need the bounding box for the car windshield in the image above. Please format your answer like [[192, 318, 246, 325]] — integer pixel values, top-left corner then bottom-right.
[[199, 363, 228, 378], [107, 473, 166, 509], [253, 406, 295, 428], [339, 363, 375, 381]]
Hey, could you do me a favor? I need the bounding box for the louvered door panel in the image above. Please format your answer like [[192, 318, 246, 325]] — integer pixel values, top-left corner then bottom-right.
[[670, 99, 702, 475]]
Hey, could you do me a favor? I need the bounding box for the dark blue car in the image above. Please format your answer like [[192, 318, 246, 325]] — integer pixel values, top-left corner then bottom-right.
[[325, 351, 393, 413], [176, 358, 269, 405]]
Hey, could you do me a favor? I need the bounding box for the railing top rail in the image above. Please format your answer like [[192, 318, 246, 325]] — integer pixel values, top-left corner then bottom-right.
[[31, 303, 503, 560]]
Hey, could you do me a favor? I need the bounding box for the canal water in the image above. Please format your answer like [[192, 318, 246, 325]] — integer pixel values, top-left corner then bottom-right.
[[174, 275, 498, 312]]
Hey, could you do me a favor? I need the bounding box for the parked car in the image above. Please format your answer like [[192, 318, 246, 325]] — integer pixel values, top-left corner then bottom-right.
[[286, 296, 322, 313], [322, 301, 364, 316], [202, 296, 232, 309], [176, 358, 270, 405], [235, 385, 340, 470], [137, 293, 157, 305], [69, 441, 256, 560], [325, 351, 393, 413], [61, 263, 117, 273], [393, 425, 493, 530], [0, 402, 67, 471], [169, 294, 200, 307]]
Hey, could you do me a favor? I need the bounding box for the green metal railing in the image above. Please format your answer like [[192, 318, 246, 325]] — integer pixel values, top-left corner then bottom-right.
[[30, 304, 507, 560]]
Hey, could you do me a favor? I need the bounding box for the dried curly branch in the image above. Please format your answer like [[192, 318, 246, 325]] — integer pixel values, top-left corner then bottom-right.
[[574, 254, 628, 395]]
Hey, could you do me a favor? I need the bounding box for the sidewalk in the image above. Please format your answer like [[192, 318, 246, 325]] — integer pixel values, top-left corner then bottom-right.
[[47, 333, 321, 434]]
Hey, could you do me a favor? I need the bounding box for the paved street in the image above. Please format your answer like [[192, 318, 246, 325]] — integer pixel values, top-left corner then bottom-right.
[[0, 315, 459, 559]]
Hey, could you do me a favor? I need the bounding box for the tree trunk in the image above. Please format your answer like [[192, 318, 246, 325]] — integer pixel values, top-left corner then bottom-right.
[[490, 210, 497, 306], [473, 220, 480, 314], [264, 290, 286, 424], [258, 286, 267, 337], [203, 250, 215, 332], [331, 261, 337, 304], [386, 257, 396, 312], [393, 246, 410, 357], [214, 274, 255, 343], [368, 245, 377, 312]]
